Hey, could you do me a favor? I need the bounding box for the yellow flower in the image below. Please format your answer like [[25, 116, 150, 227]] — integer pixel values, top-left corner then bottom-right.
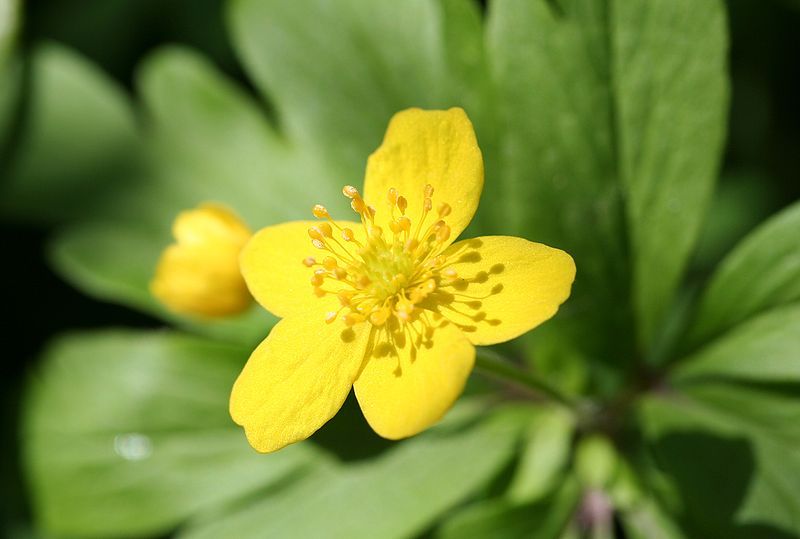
[[151, 203, 252, 317], [231, 108, 576, 453]]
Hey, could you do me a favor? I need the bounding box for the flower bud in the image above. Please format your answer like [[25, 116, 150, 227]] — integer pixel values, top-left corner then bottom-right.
[[150, 203, 252, 317]]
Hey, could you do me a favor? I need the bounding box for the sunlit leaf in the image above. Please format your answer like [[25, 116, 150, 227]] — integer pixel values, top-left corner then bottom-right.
[[674, 303, 800, 383], [181, 407, 526, 539], [687, 200, 800, 348], [507, 406, 574, 503], [23, 330, 323, 538], [487, 0, 728, 365], [436, 478, 579, 539]]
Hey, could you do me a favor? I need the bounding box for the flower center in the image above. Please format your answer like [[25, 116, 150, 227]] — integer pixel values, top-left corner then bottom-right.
[[303, 184, 458, 327]]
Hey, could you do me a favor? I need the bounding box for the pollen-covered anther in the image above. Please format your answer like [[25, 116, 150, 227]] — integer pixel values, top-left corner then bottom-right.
[[342, 185, 359, 199], [436, 224, 451, 243], [396, 300, 415, 321], [344, 312, 366, 327], [312, 204, 330, 219], [302, 257, 316, 267], [342, 228, 355, 241], [310, 272, 325, 287], [324, 311, 338, 324], [397, 196, 408, 214]]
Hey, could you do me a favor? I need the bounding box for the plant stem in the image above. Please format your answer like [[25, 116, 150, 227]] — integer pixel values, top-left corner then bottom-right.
[[474, 348, 577, 410]]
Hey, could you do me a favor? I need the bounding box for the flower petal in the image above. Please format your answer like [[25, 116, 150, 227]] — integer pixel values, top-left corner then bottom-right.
[[354, 321, 475, 440], [436, 236, 576, 346], [230, 316, 370, 453], [363, 108, 483, 244], [240, 220, 359, 318]]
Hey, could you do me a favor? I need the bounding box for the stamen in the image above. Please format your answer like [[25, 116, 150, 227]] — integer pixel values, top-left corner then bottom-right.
[[397, 196, 408, 214], [306, 183, 457, 329], [312, 204, 329, 219]]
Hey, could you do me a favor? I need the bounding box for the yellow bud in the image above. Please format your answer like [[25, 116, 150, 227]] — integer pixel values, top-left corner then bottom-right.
[[151, 203, 252, 317]]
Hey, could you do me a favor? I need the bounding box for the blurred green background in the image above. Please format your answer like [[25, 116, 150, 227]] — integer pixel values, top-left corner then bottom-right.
[[2, 0, 799, 538]]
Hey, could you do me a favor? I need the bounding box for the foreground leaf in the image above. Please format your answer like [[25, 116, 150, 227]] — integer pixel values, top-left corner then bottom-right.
[[487, 0, 728, 365], [687, 200, 800, 348], [23, 330, 322, 538], [674, 303, 800, 383], [437, 478, 579, 539], [641, 387, 800, 537], [181, 406, 526, 539]]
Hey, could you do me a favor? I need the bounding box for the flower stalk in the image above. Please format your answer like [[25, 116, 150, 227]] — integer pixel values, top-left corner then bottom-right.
[[474, 347, 577, 410]]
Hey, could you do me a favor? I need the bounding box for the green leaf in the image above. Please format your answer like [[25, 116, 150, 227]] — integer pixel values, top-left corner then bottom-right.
[[687, 200, 800, 348], [641, 387, 800, 536], [436, 478, 580, 539], [507, 406, 574, 503], [674, 303, 800, 383], [181, 407, 526, 539], [227, 0, 472, 183], [0, 43, 143, 225], [487, 0, 633, 370], [620, 498, 688, 539], [0, 0, 20, 66], [23, 330, 322, 539], [49, 222, 273, 347], [487, 0, 728, 360], [612, 0, 728, 346], [574, 434, 619, 489], [0, 0, 20, 149]]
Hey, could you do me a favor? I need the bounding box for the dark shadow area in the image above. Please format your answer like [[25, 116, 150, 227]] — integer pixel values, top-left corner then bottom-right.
[[652, 430, 796, 539], [310, 391, 394, 462]]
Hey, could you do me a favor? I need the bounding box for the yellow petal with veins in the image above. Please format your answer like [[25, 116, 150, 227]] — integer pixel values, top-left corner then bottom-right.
[[230, 316, 370, 453], [436, 236, 576, 346], [364, 108, 483, 244], [354, 321, 475, 439], [240, 220, 361, 319]]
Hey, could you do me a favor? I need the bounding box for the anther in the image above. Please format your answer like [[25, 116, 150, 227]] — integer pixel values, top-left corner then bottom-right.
[[397, 196, 408, 214], [387, 187, 398, 205], [323, 257, 338, 270], [312, 204, 329, 219], [302, 257, 316, 267], [308, 227, 324, 241], [337, 290, 354, 306], [341, 228, 355, 241], [318, 222, 333, 238], [351, 197, 367, 214], [436, 224, 451, 243], [342, 185, 359, 199], [310, 273, 324, 286], [443, 267, 458, 280], [424, 198, 432, 212], [325, 311, 338, 324], [312, 239, 325, 249], [344, 312, 365, 327], [398, 216, 411, 232], [424, 184, 434, 198]]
